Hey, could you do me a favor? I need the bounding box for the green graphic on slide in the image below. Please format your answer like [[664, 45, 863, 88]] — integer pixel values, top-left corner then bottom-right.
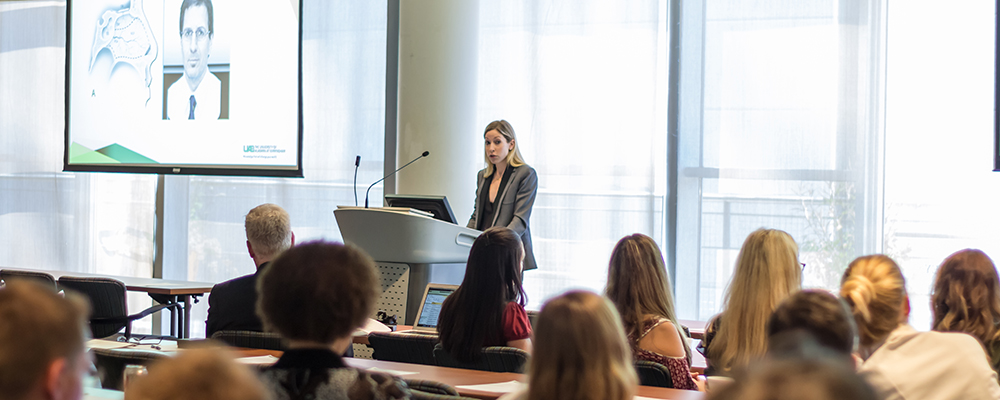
[[69, 142, 158, 164]]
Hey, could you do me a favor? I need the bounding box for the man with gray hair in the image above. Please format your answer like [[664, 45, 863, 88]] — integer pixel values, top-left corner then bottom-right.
[[206, 203, 294, 337]]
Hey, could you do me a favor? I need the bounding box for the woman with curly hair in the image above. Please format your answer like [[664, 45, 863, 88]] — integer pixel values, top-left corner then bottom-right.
[[931, 248, 1000, 376]]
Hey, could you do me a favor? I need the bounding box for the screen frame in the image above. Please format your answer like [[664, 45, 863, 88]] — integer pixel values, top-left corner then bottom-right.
[[62, 0, 304, 178]]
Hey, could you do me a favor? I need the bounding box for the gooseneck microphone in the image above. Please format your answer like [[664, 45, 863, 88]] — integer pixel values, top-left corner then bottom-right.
[[364, 151, 430, 208], [353, 155, 361, 206]]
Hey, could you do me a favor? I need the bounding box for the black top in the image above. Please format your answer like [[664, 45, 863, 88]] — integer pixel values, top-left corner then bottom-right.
[[476, 166, 514, 231], [205, 262, 269, 337]]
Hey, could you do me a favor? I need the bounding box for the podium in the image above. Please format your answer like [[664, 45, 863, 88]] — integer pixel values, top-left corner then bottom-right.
[[334, 207, 480, 324]]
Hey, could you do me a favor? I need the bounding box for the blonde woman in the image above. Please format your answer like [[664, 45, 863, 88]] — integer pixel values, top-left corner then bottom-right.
[[468, 119, 539, 271], [605, 233, 699, 390], [931, 249, 1000, 376], [499, 291, 637, 400], [697, 228, 801, 375], [841, 254, 1000, 399]]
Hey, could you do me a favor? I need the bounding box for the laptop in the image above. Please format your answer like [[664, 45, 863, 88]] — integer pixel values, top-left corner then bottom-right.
[[408, 283, 460, 334]]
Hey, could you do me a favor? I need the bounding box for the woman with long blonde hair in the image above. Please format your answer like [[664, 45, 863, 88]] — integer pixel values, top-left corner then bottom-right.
[[605, 233, 698, 390], [698, 228, 801, 375], [931, 249, 1000, 376], [499, 291, 637, 400], [841, 254, 1000, 399], [467, 119, 539, 271]]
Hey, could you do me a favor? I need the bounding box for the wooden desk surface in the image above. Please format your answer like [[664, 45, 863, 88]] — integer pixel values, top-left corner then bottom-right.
[[3, 268, 215, 295], [233, 349, 704, 400], [354, 328, 708, 374]]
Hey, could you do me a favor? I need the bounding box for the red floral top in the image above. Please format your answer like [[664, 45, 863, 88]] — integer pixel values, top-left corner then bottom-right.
[[629, 318, 698, 390]]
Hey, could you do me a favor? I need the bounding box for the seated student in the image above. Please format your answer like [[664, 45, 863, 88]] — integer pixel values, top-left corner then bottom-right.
[[707, 356, 877, 400], [931, 249, 1000, 377], [841, 254, 1000, 399], [605, 233, 699, 390], [256, 241, 410, 400], [0, 281, 92, 400], [698, 228, 802, 375], [206, 203, 294, 337], [438, 227, 532, 364], [499, 291, 637, 400], [124, 347, 266, 400], [766, 289, 857, 366]]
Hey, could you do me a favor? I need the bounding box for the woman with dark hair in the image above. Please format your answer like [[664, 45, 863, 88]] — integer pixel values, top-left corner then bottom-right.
[[438, 226, 532, 363], [468, 119, 539, 271], [256, 241, 410, 400], [932, 249, 1000, 376]]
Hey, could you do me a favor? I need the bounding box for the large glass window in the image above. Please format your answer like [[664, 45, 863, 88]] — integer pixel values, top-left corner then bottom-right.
[[477, 0, 670, 309], [673, 0, 886, 320]]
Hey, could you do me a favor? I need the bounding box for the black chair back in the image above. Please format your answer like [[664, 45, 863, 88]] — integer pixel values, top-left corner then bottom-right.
[[368, 332, 439, 365], [635, 360, 674, 388], [0, 269, 57, 291], [58, 276, 179, 339], [210, 330, 287, 351], [59, 277, 129, 338], [433, 343, 529, 373]]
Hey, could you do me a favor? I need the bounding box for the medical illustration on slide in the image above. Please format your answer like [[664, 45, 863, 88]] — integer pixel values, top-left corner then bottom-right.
[[89, 0, 157, 106]]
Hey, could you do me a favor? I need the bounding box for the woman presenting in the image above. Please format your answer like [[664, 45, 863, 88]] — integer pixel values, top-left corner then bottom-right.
[[468, 120, 538, 271]]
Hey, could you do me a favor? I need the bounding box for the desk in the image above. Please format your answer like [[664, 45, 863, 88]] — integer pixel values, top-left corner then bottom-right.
[[3, 268, 213, 338], [354, 328, 708, 374], [233, 349, 704, 400]]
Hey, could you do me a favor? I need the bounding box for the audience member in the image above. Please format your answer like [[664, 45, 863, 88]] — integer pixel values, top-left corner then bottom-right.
[[499, 291, 637, 400], [931, 248, 1000, 376], [206, 203, 294, 337], [123, 347, 267, 400], [605, 233, 698, 390], [438, 227, 532, 363], [0, 281, 91, 400], [766, 289, 857, 365], [256, 241, 409, 400], [708, 356, 877, 400], [841, 254, 1000, 399], [697, 228, 801, 375]]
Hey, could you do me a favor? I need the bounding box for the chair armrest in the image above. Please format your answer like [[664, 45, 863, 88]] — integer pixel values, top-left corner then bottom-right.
[[128, 302, 181, 321]]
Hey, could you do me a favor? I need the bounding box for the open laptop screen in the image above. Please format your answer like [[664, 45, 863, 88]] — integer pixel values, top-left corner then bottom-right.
[[415, 285, 458, 330]]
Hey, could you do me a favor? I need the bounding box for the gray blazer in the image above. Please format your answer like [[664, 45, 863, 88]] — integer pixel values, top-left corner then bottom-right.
[[467, 164, 538, 271]]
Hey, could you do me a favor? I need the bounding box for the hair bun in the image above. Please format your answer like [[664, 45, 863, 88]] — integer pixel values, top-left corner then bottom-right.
[[842, 274, 876, 323]]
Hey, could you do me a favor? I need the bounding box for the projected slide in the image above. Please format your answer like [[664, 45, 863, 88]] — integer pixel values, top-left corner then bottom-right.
[[65, 0, 301, 176]]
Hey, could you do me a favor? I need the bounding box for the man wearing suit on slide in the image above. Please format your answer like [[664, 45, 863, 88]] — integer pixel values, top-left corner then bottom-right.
[[167, 0, 221, 120], [468, 119, 539, 271], [206, 203, 294, 337]]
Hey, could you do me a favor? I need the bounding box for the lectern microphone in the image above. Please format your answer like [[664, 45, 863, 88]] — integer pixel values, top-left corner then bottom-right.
[[353, 155, 361, 206], [364, 151, 430, 208]]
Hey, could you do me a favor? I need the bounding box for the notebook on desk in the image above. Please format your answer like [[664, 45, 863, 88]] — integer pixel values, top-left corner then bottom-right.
[[406, 283, 459, 334]]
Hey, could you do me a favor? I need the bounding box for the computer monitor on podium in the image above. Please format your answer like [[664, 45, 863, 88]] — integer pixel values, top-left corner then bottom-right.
[[384, 195, 458, 224]]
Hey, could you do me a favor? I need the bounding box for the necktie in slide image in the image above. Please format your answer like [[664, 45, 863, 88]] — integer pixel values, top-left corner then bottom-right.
[[189, 95, 196, 120]]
